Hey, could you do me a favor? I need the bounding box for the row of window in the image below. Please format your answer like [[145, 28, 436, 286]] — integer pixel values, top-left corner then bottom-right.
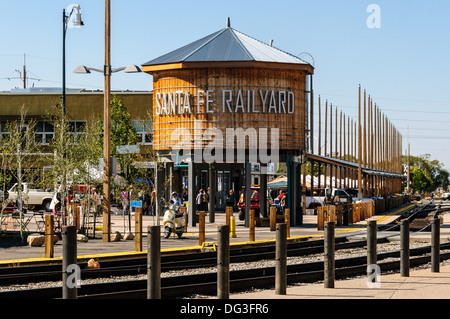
[[0, 120, 153, 145]]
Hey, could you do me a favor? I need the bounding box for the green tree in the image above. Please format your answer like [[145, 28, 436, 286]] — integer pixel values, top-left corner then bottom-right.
[[404, 154, 450, 194]]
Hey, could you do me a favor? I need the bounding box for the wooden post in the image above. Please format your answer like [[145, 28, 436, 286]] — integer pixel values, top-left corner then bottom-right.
[[400, 220, 410, 277], [275, 223, 287, 295], [62, 226, 78, 299], [285, 208, 290, 238], [431, 218, 440, 273], [217, 225, 230, 299], [358, 85, 362, 199], [147, 225, 161, 299], [249, 209, 255, 242], [324, 221, 335, 288], [270, 206, 277, 231], [180, 207, 187, 233], [102, 0, 112, 243], [45, 214, 54, 258], [199, 210, 205, 245], [225, 206, 232, 227], [135, 208, 142, 252]]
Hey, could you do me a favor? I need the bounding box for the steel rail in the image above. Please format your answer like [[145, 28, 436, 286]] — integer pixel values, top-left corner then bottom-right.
[[1, 242, 450, 299]]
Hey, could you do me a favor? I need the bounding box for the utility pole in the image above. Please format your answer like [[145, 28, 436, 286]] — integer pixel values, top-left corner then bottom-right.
[[103, 0, 112, 242]]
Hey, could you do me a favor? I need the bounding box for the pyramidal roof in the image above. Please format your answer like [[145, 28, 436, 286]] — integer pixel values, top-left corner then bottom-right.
[[143, 19, 310, 68]]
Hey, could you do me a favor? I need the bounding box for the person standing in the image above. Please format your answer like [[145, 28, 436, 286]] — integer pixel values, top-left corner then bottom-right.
[[226, 189, 236, 209]]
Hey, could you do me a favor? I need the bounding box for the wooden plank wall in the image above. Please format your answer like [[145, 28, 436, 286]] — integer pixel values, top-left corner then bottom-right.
[[151, 67, 306, 153]]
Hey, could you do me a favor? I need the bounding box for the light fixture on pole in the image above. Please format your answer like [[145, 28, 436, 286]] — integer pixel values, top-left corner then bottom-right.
[[62, 4, 84, 117], [61, 4, 83, 227], [73, 64, 141, 74]]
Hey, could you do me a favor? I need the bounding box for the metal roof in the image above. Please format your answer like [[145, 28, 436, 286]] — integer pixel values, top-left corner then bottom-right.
[[143, 22, 309, 67]]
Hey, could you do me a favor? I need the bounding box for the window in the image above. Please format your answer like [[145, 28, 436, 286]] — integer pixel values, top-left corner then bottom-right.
[[68, 121, 86, 142], [0, 122, 10, 139], [132, 120, 153, 145], [35, 121, 54, 145]]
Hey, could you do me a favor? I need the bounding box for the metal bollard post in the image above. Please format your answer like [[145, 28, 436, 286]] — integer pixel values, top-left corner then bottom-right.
[[230, 216, 237, 238], [217, 225, 230, 299], [62, 226, 78, 299], [147, 225, 161, 299], [249, 209, 255, 242], [275, 223, 287, 295], [324, 221, 335, 288], [45, 214, 54, 258], [400, 219, 410, 277], [431, 218, 440, 273], [367, 220, 377, 266]]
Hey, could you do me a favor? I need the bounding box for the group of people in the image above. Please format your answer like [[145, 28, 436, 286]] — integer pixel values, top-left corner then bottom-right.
[[195, 188, 210, 213]]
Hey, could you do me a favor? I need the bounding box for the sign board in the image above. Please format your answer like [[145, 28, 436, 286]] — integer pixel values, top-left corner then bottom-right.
[[116, 145, 140, 154], [130, 200, 142, 208]]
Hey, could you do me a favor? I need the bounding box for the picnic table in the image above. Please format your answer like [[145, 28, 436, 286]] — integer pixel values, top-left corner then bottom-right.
[[1, 210, 34, 232]]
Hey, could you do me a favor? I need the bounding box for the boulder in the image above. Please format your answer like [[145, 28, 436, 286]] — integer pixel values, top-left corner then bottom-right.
[[77, 234, 89, 242], [110, 231, 122, 242], [27, 234, 45, 247], [123, 232, 134, 240]]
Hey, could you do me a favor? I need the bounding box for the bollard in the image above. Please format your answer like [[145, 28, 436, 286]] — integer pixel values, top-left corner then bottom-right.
[[431, 218, 440, 273], [135, 208, 142, 252], [147, 225, 161, 299], [199, 211, 205, 246], [180, 207, 187, 233], [270, 206, 277, 231], [230, 216, 237, 238], [45, 214, 54, 258], [275, 223, 287, 295], [367, 220, 377, 266], [249, 209, 255, 242], [217, 225, 230, 299], [285, 208, 290, 238], [225, 206, 233, 227], [62, 226, 78, 299], [324, 221, 335, 288], [400, 219, 410, 277]]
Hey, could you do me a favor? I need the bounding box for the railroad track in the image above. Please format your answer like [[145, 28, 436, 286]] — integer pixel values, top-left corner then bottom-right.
[[1, 242, 450, 299], [0, 237, 378, 285]]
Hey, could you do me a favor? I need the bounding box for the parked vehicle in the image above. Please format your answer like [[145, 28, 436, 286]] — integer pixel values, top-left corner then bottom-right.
[[7, 183, 55, 211], [238, 186, 260, 220], [442, 192, 450, 200], [163, 206, 185, 238]]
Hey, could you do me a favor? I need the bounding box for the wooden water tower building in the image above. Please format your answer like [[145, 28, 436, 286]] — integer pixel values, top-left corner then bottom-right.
[[142, 19, 314, 226]]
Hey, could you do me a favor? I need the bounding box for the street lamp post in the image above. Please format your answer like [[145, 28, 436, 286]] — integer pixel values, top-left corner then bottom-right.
[[61, 5, 83, 226], [62, 4, 84, 117]]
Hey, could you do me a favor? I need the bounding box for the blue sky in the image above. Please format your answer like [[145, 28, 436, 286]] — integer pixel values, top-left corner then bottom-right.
[[1, 1, 450, 171]]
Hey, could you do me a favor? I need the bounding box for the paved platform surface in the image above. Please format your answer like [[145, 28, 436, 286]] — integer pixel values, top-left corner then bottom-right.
[[1, 201, 449, 263], [231, 262, 450, 299], [2, 200, 450, 300], [1, 202, 432, 263]]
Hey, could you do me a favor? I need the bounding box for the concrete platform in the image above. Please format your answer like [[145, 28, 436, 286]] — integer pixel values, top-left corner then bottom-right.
[[1, 201, 448, 266], [231, 263, 450, 299]]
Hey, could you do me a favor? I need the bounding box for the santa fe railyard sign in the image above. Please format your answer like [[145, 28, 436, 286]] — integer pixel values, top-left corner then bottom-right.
[[154, 89, 296, 116]]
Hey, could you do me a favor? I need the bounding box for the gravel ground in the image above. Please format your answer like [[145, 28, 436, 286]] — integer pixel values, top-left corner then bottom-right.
[[1, 241, 443, 293]]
